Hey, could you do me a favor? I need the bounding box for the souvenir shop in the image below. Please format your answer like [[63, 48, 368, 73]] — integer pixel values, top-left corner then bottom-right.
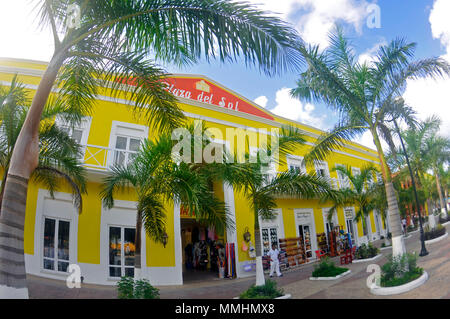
[[180, 218, 236, 281]]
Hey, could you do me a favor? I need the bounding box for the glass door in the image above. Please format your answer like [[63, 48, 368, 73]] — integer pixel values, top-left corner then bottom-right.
[[43, 217, 70, 272], [346, 219, 355, 245]]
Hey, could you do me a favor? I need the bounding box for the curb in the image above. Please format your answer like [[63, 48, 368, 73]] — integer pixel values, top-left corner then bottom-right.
[[309, 269, 351, 281], [442, 221, 450, 226], [370, 271, 428, 296], [380, 246, 392, 251], [352, 254, 382, 263], [424, 232, 448, 245]]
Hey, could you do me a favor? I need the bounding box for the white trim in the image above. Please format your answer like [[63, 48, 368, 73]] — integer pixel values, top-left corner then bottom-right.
[[344, 206, 358, 247], [352, 253, 382, 263], [26, 190, 80, 282], [223, 182, 240, 278], [107, 120, 148, 168], [0, 71, 380, 162], [259, 208, 285, 255], [294, 208, 318, 259], [424, 232, 448, 244], [370, 271, 428, 296], [309, 269, 351, 280]]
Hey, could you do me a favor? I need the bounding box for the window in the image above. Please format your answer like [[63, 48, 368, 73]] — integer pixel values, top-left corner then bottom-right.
[[43, 217, 70, 272], [315, 161, 330, 178], [287, 156, 306, 174], [336, 164, 350, 189], [113, 135, 141, 166], [109, 226, 136, 278], [261, 227, 278, 255], [56, 116, 91, 160]]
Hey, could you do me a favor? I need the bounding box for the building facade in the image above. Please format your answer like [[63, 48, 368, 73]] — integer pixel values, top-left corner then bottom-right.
[[0, 58, 387, 286]]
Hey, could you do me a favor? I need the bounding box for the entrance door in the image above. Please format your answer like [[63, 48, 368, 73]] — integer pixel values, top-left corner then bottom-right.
[[346, 219, 356, 246], [298, 224, 313, 258], [261, 227, 278, 256]]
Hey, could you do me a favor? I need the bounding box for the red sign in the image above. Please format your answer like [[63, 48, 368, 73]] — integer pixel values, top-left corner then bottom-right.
[[120, 76, 274, 121]]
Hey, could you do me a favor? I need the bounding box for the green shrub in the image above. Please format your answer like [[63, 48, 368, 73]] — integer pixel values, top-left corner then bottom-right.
[[380, 253, 423, 287], [312, 257, 348, 278], [240, 279, 284, 299], [117, 276, 160, 299], [355, 243, 379, 259], [424, 224, 446, 240]]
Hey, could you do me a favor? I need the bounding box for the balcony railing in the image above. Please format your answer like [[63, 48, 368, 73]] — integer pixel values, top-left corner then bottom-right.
[[81, 144, 137, 171]]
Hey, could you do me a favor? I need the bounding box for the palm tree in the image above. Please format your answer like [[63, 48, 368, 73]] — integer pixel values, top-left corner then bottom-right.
[[100, 122, 242, 280], [0, 0, 304, 296], [291, 28, 450, 257], [228, 126, 336, 286], [323, 165, 379, 244], [0, 77, 86, 210], [424, 131, 450, 217], [0, 78, 87, 297]]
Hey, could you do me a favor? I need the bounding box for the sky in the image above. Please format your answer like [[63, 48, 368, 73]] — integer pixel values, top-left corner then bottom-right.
[[0, 0, 449, 150]]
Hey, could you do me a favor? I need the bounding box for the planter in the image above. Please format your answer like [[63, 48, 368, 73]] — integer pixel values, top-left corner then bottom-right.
[[309, 269, 351, 281], [442, 221, 450, 226], [370, 271, 428, 296], [403, 234, 412, 239], [233, 294, 291, 300], [352, 254, 382, 263], [380, 245, 391, 251], [424, 232, 448, 245]]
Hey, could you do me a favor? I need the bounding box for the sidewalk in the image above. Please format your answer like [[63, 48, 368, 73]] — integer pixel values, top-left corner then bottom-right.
[[26, 224, 450, 299]]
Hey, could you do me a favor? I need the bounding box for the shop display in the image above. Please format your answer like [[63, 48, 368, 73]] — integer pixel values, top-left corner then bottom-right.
[[279, 237, 307, 268], [317, 232, 328, 253]]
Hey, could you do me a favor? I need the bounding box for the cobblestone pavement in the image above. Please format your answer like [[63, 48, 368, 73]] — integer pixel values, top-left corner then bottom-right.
[[27, 224, 450, 299]]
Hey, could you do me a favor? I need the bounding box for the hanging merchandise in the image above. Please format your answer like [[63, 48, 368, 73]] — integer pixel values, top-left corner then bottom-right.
[[208, 226, 216, 241], [248, 241, 256, 258], [225, 243, 236, 278], [241, 241, 248, 252]]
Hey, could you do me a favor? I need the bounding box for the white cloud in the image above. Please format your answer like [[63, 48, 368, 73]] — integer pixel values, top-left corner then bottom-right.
[[247, 0, 372, 49], [357, 39, 387, 66], [268, 87, 328, 129], [403, 0, 450, 138], [254, 95, 269, 108]]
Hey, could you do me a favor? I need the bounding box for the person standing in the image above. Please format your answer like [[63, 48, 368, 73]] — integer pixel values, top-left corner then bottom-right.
[[401, 218, 407, 235], [267, 244, 283, 278]]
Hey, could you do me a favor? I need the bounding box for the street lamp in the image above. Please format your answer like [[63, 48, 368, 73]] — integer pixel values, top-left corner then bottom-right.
[[392, 118, 428, 256]]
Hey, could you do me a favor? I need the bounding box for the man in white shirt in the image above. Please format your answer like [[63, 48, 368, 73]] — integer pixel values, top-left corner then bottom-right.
[[267, 244, 282, 277]]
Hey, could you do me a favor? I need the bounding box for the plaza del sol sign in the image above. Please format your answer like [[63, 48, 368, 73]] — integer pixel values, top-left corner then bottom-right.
[[120, 76, 275, 121]]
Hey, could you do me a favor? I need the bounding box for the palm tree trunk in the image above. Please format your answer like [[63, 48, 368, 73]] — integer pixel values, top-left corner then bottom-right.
[[371, 130, 405, 257], [254, 207, 265, 286], [0, 174, 29, 298], [0, 54, 64, 297], [134, 210, 142, 280], [435, 168, 447, 217]]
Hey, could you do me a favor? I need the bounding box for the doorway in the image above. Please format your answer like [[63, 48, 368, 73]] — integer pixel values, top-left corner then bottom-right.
[[180, 218, 224, 283]]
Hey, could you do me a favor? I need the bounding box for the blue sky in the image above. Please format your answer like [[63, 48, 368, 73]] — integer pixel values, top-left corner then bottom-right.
[[0, 0, 449, 148]]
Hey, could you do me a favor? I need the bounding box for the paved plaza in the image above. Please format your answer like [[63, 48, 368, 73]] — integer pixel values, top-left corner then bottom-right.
[[26, 224, 450, 299]]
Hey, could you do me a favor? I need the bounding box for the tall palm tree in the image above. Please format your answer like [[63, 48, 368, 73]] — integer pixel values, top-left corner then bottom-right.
[[0, 77, 86, 211], [228, 126, 336, 286], [323, 165, 379, 243], [291, 28, 450, 257], [0, 0, 304, 296], [424, 132, 450, 217]]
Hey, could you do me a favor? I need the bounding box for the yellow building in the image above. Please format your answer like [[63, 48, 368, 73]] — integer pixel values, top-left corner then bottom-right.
[[0, 58, 386, 286]]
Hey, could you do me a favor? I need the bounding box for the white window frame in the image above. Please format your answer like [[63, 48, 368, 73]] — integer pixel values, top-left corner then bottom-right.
[[34, 189, 79, 279], [108, 225, 137, 278], [42, 216, 71, 273], [100, 199, 141, 282], [344, 206, 358, 247], [55, 115, 92, 158], [107, 121, 149, 168], [336, 164, 350, 189], [286, 155, 306, 174], [314, 161, 330, 179]]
